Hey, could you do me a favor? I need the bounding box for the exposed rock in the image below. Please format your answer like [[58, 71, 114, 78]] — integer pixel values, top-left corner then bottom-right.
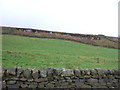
[[28, 79, 34, 82], [80, 69, 85, 76], [38, 82, 47, 88], [47, 68, 54, 77], [98, 79, 106, 86], [34, 78, 48, 83], [75, 83, 91, 88], [61, 69, 74, 76], [39, 69, 47, 78], [87, 78, 98, 83], [96, 69, 105, 76], [84, 69, 91, 75], [23, 68, 31, 79], [7, 68, 16, 76], [75, 79, 85, 84], [17, 67, 23, 77], [28, 82, 38, 88], [90, 69, 98, 76], [46, 83, 54, 88], [19, 78, 27, 81], [21, 84, 28, 88], [74, 69, 81, 77], [32, 68, 39, 79], [7, 81, 16, 85], [11, 77, 19, 81], [2, 81, 6, 88], [53, 68, 63, 76], [7, 84, 20, 88]]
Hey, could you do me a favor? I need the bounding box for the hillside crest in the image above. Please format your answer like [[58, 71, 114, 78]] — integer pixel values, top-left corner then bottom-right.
[[1, 26, 119, 49]]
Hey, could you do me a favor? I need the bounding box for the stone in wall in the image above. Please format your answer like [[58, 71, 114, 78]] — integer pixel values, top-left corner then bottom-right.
[[7, 68, 16, 76], [32, 68, 39, 79], [61, 69, 74, 76], [17, 67, 23, 78], [39, 68, 47, 78], [74, 69, 81, 77], [23, 68, 32, 79], [47, 68, 54, 77]]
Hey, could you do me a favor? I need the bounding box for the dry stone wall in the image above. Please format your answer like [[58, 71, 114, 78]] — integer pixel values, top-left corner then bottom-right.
[[2, 26, 101, 40], [2, 67, 120, 89]]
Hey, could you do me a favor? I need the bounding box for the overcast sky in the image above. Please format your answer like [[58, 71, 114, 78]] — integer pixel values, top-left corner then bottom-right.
[[0, 0, 119, 37]]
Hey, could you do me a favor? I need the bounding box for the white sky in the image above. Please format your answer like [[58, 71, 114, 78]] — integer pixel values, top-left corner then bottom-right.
[[0, 0, 119, 37]]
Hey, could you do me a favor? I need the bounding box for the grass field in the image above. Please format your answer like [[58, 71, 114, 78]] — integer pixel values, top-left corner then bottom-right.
[[2, 34, 118, 69]]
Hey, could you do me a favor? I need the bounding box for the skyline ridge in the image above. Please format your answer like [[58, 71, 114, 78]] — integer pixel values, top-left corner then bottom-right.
[[1, 25, 118, 37]]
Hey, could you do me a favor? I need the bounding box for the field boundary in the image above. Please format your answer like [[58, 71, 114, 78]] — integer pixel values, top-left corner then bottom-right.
[[2, 67, 120, 89], [1, 26, 119, 49], [2, 33, 119, 49]]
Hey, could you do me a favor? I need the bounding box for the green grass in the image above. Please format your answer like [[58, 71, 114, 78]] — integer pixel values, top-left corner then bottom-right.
[[2, 34, 119, 69]]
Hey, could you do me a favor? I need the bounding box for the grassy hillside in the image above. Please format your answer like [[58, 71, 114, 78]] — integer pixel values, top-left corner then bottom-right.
[[2, 35, 118, 69], [2, 28, 119, 49]]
